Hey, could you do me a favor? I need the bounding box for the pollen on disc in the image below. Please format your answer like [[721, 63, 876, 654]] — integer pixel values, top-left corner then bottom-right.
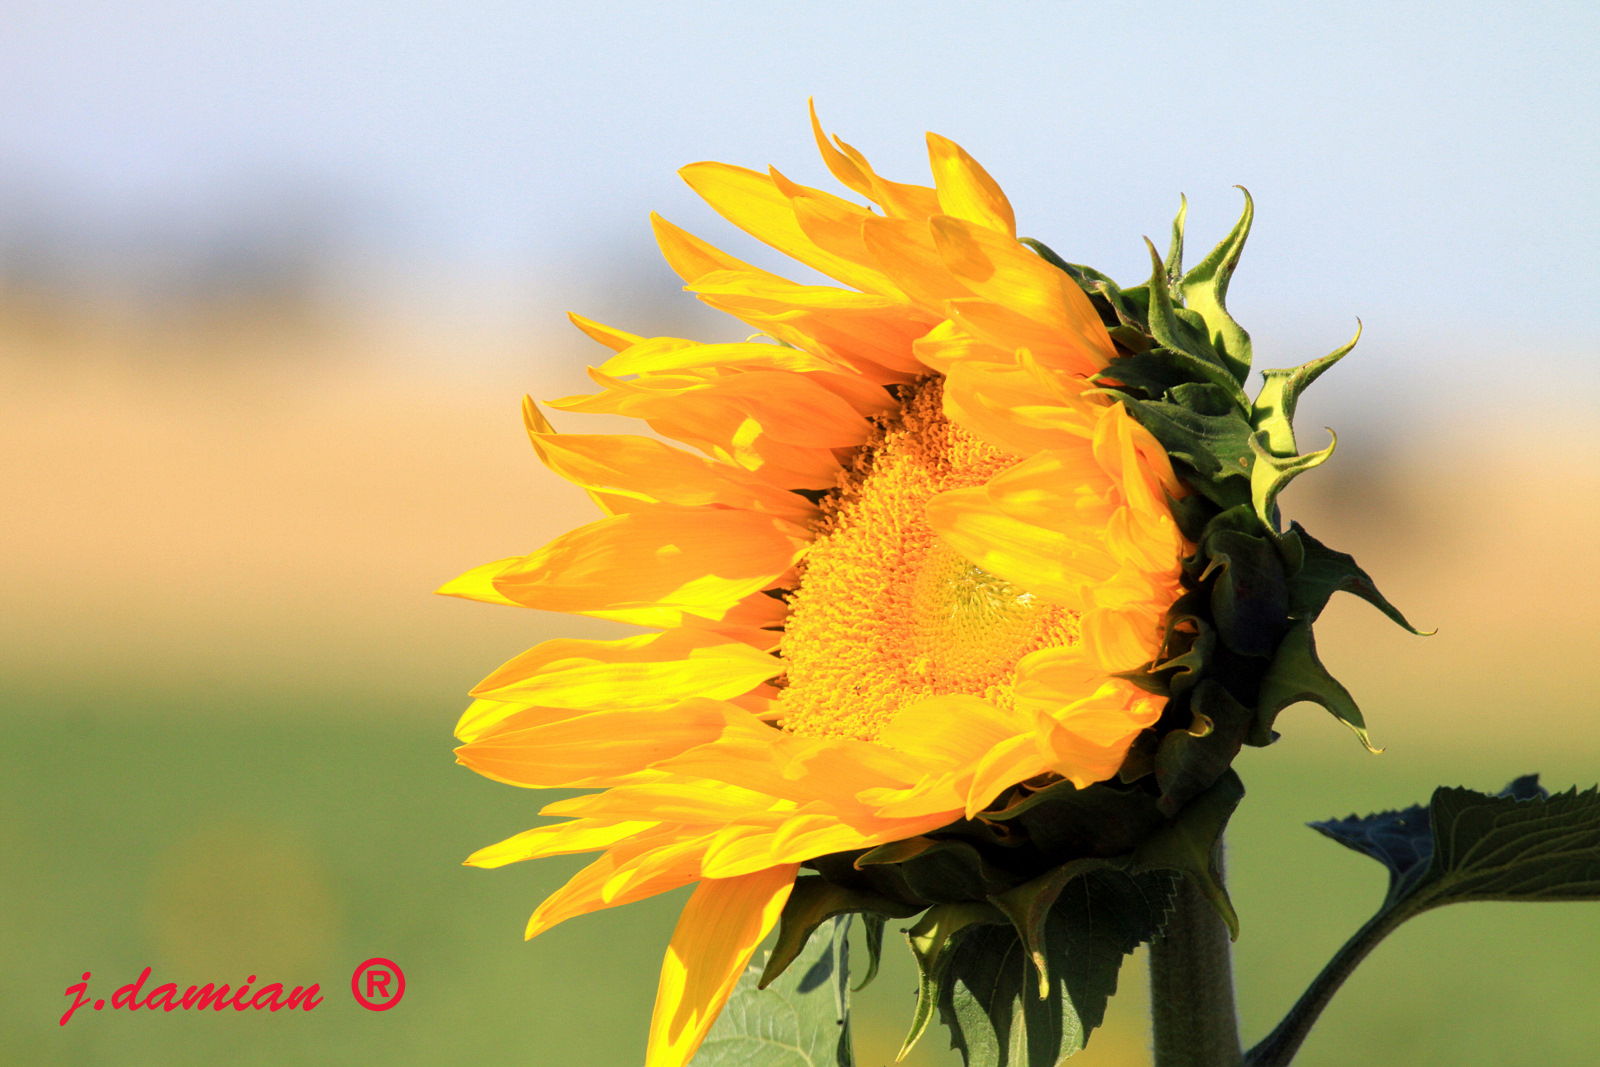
[[775, 377, 1079, 743]]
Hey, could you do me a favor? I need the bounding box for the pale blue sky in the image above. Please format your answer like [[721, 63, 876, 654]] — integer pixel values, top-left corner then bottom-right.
[[2, 0, 1596, 383]]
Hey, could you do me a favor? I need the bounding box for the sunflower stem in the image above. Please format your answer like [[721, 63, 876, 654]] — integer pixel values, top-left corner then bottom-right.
[[1149, 842, 1242, 1067]]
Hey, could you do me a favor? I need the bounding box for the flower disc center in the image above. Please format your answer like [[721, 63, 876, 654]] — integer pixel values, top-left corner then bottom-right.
[[775, 378, 1079, 743]]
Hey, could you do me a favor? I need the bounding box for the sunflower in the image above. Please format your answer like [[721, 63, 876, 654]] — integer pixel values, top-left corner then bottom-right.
[[440, 108, 1193, 1065]]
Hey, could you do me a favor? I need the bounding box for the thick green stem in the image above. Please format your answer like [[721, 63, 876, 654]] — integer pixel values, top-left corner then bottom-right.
[[1149, 849, 1242, 1067]]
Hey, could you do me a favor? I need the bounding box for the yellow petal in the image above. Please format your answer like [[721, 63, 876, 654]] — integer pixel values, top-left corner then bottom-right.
[[928, 452, 1124, 606], [490, 506, 803, 627], [543, 775, 794, 825], [645, 865, 799, 1067], [455, 701, 731, 789], [930, 216, 1117, 371], [523, 398, 819, 524], [687, 280, 925, 379], [435, 556, 526, 606], [679, 161, 895, 296], [470, 629, 783, 710], [942, 358, 1096, 455], [568, 312, 645, 352], [455, 697, 529, 742], [807, 107, 941, 221], [465, 820, 659, 869], [860, 215, 973, 313], [603, 339, 842, 378], [526, 831, 713, 939], [926, 132, 1016, 237], [548, 367, 864, 488], [652, 212, 783, 286]]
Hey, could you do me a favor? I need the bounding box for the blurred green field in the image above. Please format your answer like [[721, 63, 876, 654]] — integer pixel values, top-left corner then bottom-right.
[[6, 672, 1599, 1067]]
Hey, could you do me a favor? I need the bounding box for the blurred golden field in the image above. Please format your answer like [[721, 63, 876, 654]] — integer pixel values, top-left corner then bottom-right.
[[5, 300, 1599, 1067]]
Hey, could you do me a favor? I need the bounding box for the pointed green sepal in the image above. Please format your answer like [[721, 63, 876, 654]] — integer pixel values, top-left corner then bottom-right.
[[1287, 521, 1430, 634], [1201, 525, 1290, 658], [1131, 769, 1245, 940], [1251, 321, 1361, 457], [988, 859, 1117, 1000], [759, 875, 924, 989], [856, 913, 888, 992], [1178, 187, 1254, 384], [982, 778, 1167, 859], [1120, 391, 1255, 510], [1255, 619, 1381, 752], [899, 901, 1008, 1061], [1141, 239, 1250, 408], [857, 837, 1021, 903], [1249, 426, 1336, 534], [1164, 194, 1188, 294], [1153, 680, 1256, 815]]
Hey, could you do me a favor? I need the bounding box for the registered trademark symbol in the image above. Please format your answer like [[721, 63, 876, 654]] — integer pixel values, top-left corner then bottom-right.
[[350, 958, 405, 1011]]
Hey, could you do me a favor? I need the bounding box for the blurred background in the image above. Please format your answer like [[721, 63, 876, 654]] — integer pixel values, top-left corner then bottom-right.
[[3, 2, 1598, 1064]]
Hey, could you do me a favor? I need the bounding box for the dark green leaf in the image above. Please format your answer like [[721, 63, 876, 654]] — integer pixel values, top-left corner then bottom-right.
[[694, 915, 856, 1067], [937, 869, 1179, 1067], [1415, 780, 1600, 906], [1310, 803, 1433, 904], [1250, 775, 1600, 1066]]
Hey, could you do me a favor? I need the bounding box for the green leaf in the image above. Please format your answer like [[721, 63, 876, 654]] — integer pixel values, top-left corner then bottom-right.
[[1309, 802, 1434, 905], [1254, 619, 1378, 752], [760, 876, 923, 989], [937, 869, 1179, 1067], [1285, 522, 1429, 634], [1178, 188, 1254, 383], [1414, 778, 1600, 907], [1251, 775, 1600, 1066], [694, 914, 857, 1067]]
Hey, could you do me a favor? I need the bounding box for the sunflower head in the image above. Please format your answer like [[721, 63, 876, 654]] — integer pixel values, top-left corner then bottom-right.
[[440, 109, 1420, 1065]]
